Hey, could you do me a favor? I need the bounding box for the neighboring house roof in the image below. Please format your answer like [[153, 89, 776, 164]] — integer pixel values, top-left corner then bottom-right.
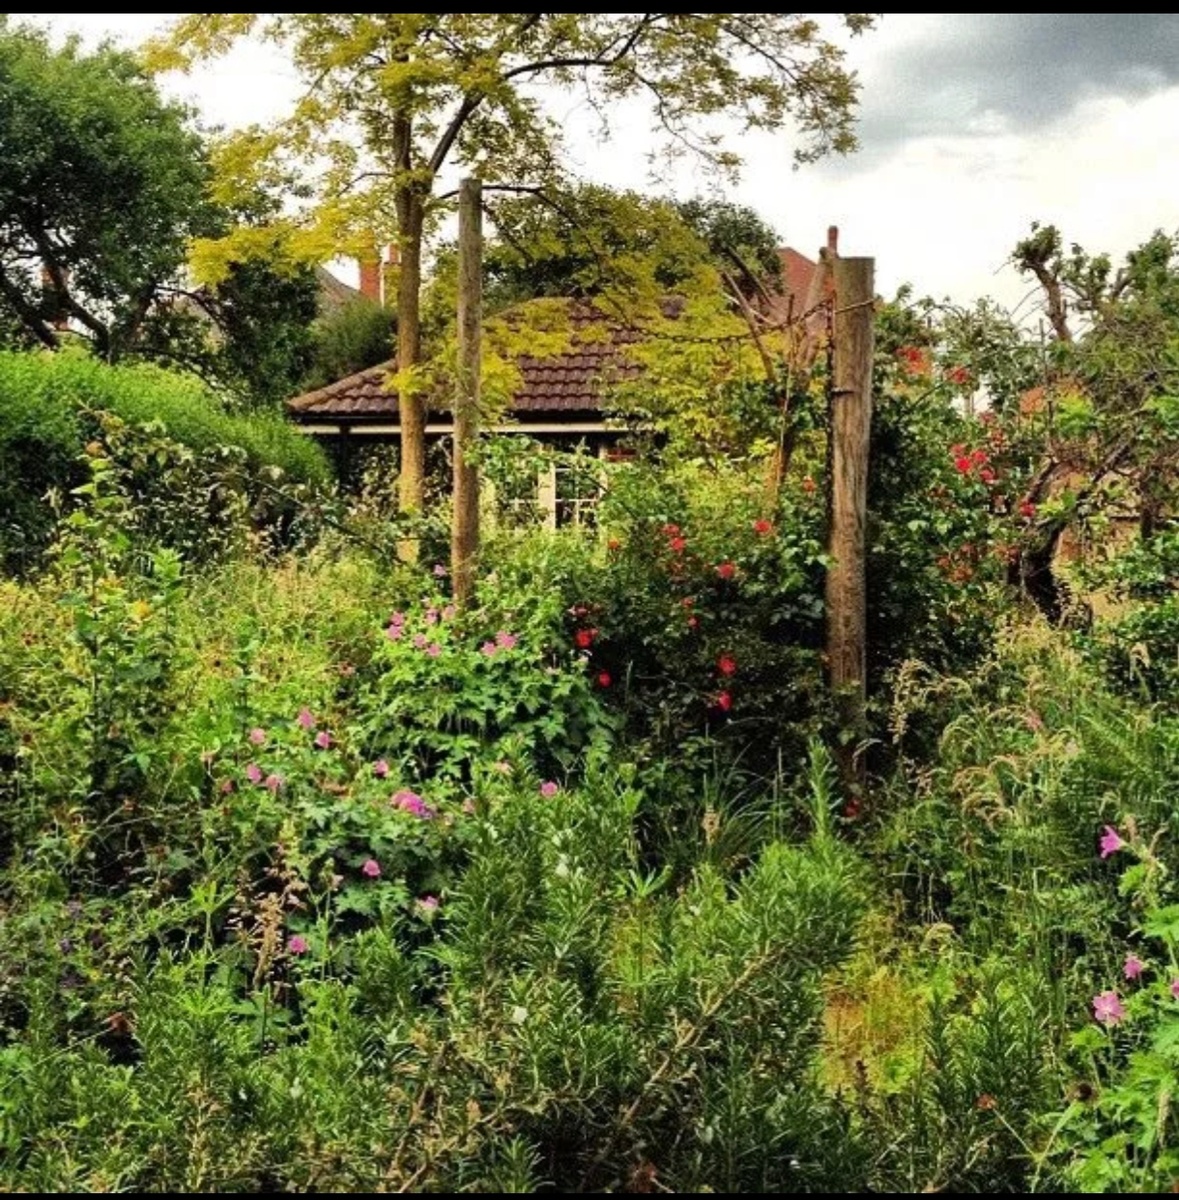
[[314, 266, 362, 314], [286, 248, 816, 425]]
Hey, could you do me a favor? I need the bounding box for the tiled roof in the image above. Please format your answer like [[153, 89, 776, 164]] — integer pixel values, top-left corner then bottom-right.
[[287, 300, 645, 421]]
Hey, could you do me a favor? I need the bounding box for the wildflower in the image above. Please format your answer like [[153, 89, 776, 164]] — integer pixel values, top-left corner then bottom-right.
[[393, 790, 435, 819], [575, 628, 596, 649], [539, 780, 560, 798], [495, 630, 517, 650], [1019, 500, 1037, 519], [426, 642, 442, 658], [946, 365, 972, 387], [975, 1093, 996, 1111], [1124, 954, 1145, 981], [1093, 990, 1126, 1026], [597, 670, 612, 687], [716, 562, 736, 581], [288, 934, 309, 955], [372, 759, 390, 778], [717, 653, 737, 677], [389, 611, 406, 627], [687, 616, 699, 629], [425, 607, 439, 625], [314, 730, 333, 750], [433, 563, 448, 577], [481, 641, 498, 656], [413, 633, 428, 649], [1171, 979, 1179, 1000], [971, 448, 988, 465], [248, 727, 267, 746], [753, 518, 774, 535], [296, 707, 316, 730], [442, 604, 456, 621], [954, 455, 973, 473], [386, 623, 405, 641], [219, 778, 235, 794], [418, 895, 440, 914], [245, 763, 263, 785], [669, 536, 687, 553], [1099, 825, 1126, 859], [715, 691, 733, 712], [361, 858, 381, 879], [264, 773, 283, 792]]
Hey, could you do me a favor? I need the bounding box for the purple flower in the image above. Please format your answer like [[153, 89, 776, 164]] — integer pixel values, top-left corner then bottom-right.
[[426, 642, 442, 658], [373, 759, 390, 779], [481, 641, 497, 656], [264, 773, 283, 793], [413, 633, 428, 649], [418, 895, 440, 913], [314, 730, 333, 750], [288, 934, 309, 955], [296, 707, 316, 730], [433, 563, 448, 577], [539, 780, 559, 798], [1124, 954, 1145, 980], [495, 630, 518, 650], [386, 623, 405, 641], [361, 858, 381, 879], [1093, 990, 1126, 1026], [245, 763, 263, 785], [1100, 825, 1126, 859], [392, 789, 436, 819], [248, 727, 267, 746]]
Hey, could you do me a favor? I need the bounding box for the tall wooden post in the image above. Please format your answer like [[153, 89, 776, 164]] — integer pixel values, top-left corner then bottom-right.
[[826, 256, 875, 790], [452, 177, 482, 608]]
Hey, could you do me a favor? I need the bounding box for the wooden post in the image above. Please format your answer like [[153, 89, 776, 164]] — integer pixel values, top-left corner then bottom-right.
[[452, 176, 482, 607], [826, 256, 874, 790]]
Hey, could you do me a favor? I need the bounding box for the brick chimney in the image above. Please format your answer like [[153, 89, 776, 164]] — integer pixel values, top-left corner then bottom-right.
[[358, 252, 382, 304]]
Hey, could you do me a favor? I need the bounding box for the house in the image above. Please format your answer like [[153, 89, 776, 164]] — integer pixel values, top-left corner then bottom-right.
[[285, 242, 821, 524]]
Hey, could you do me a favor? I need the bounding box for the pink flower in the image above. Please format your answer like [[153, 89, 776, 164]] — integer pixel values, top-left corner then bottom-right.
[[442, 604, 456, 621], [539, 780, 559, 798], [1093, 990, 1126, 1026], [753, 518, 773, 536], [433, 563, 448, 577], [314, 730, 333, 750], [495, 630, 517, 650], [388, 611, 406, 627], [715, 690, 733, 712], [716, 562, 736, 581], [1124, 954, 1145, 981], [417, 895, 440, 913], [413, 633, 428, 649], [1099, 825, 1126, 859], [425, 607, 439, 625], [287, 934, 309, 955], [393, 790, 436, 819], [248, 727, 267, 746], [481, 641, 497, 656], [296, 707, 316, 730], [245, 763, 263, 785], [426, 642, 442, 658], [1170, 979, 1179, 1000], [386, 623, 405, 641], [219, 778, 235, 794], [361, 858, 381, 879], [717, 653, 737, 677], [264, 773, 283, 793], [372, 759, 390, 778]]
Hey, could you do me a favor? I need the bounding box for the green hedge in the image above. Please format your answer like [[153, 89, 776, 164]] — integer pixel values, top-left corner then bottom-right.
[[0, 350, 330, 570]]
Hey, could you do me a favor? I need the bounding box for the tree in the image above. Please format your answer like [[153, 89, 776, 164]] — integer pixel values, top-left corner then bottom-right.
[[155, 13, 877, 518], [300, 296, 397, 392]]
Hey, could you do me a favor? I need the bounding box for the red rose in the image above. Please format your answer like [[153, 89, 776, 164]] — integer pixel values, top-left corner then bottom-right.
[[753, 518, 773, 536], [1019, 500, 1037, 519], [954, 455, 972, 473], [669, 536, 687, 554], [715, 691, 732, 712], [717, 653, 737, 677], [716, 562, 736, 580], [971, 448, 988, 465], [597, 671, 611, 688], [979, 468, 996, 484], [575, 628, 597, 648]]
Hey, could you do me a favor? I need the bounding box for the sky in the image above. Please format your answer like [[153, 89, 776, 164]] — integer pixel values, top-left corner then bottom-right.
[[13, 12, 1179, 324]]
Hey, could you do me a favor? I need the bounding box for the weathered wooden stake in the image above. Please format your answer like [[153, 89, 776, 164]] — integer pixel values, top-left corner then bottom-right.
[[452, 176, 481, 608], [826, 256, 875, 789]]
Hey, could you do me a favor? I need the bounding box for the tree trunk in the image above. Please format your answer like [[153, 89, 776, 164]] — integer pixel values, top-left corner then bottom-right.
[[452, 177, 481, 608], [396, 187, 426, 520], [826, 256, 874, 793]]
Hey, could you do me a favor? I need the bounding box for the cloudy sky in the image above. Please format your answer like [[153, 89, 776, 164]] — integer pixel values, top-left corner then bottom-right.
[[14, 13, 1179, 321]]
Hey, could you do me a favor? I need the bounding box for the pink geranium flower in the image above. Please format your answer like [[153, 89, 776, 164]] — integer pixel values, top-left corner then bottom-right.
[[1093, 990, 1126, 1026], [386, 623, 405, 641], [496, 630, 518, 650], [539, 780, 559, 798], [245, 763, 263, 784], [426, 642, 442, 658], [314, 730, 333, 750], [361, 858, 381, 879], [418, 895, 440, 913], [1124, 954, 1145, 981], [413, 633, 428, 649], [372, 759, 390, 778], [264, 773, 283, 793], [1170, 979, 1179, 1000], [287, 934, 309, 955], [248, 727, 267, 746], [481, 641, 497, 656], [296, 707, 316, 730], [1099, 825, 1126, 859]]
